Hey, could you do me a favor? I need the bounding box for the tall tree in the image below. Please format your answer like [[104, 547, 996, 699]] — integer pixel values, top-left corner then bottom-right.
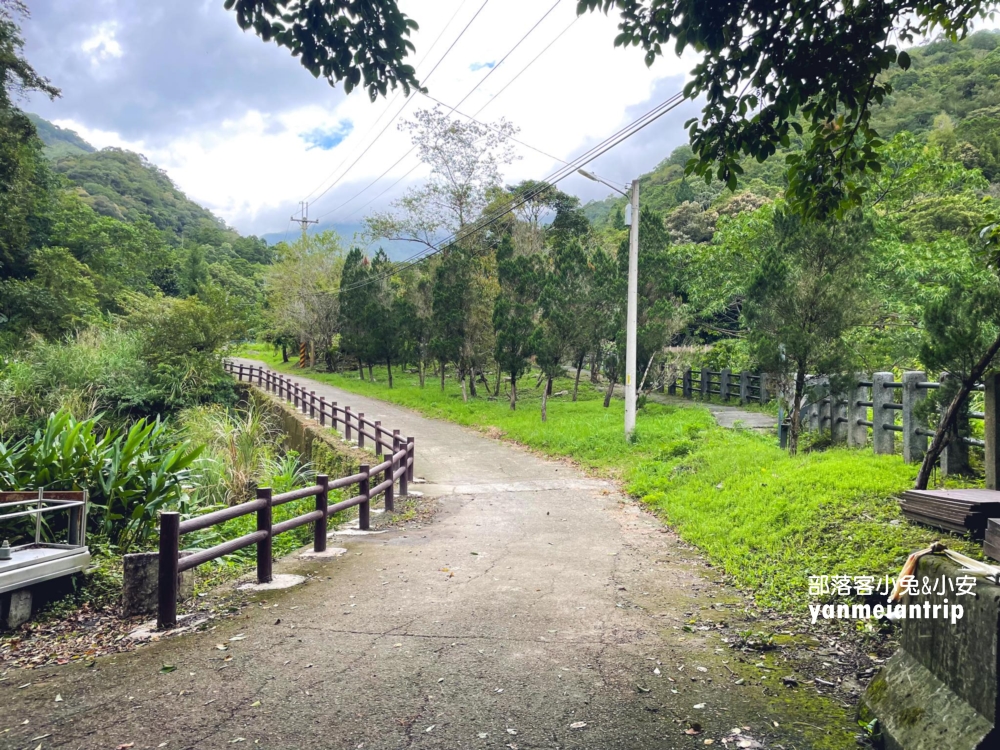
[[493, 236, 539, 409], [742, 208, 873, 454]]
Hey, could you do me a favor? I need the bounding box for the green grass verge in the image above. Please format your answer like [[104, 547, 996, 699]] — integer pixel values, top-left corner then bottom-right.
[[238, 344, 981, 610]]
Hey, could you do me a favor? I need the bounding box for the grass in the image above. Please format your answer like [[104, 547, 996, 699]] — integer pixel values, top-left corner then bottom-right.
[[239, 344, 982, 611]]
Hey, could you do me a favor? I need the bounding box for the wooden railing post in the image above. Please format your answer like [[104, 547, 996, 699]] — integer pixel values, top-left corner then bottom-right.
[[256, 487, 273, 584], [759, 374, 769, 404], [256, 366, 262, 386], [157, 511, 180, 630], [720, 368, 731, 402], [295, 382, 302, 411], [319, 396, 327, 426], [345, 406, 352, 441], [314, 475, 328, 552], [682, 368, 692, 399], [399, 439, 408, 498], [331, 402, 339, 430], [359, 465, 371, 531], [238, 363, 245, 381], [407, 437, 415, 482], [310, 390, 316, 419], [358, 413, 365, 449], [700, 369, 710, 400], [375, 421, 383, 456], [385, 437, 396, 513]]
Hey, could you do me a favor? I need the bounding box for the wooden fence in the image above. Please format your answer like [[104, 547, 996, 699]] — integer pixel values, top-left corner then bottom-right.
[[156, 361, 415, 628], [666, 367, 1000, 482], [667, 367, 770, 405]]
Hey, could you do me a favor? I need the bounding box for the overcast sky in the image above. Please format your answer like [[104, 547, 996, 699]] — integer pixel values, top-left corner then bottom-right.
[[21, 1, 702, 236]]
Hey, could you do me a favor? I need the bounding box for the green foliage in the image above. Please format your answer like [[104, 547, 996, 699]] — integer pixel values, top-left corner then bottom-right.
[[25, 113, 93, 159], [225, 0, 420, 99], [579, 0, 993, 218], [0, 409, 201, 550]]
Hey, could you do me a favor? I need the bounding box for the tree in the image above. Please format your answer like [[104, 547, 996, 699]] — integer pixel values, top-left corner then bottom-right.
[[540, 237, 593, 402], [225, 0, 420, 99], [493, 236, 539, 409], [579, 0, 996, 217], [430, 248, 473, 398], [266, 231, 344, 367], [366, 107, 518, 248], [742, 208, 873, 454], [338, 248, 375, 378]]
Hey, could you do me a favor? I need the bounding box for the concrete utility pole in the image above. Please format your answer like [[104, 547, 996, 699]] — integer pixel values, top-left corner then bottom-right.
[[625, 179, 639, 439], [291, 201, 318, 241], [578, 170, 640, 440]]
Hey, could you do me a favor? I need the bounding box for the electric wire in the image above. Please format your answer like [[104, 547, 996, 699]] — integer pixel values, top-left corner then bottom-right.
[[300, 0, 476, 204], [333, 14, 583, 227], [334, 90, 687, 293], [310, 0, 567, 223], [303, 0, 492, 210]]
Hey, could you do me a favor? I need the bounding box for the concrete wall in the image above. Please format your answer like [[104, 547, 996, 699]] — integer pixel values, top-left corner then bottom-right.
[[861, 555, 1000, 749]]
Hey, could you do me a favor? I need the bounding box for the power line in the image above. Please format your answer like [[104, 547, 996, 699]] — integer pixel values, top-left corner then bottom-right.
[[311, 0, 569, 224], [334, 15, 583, 227], [335, 90, 687, 293], [303, 0, 492, 209], [300, 0, 476, 205]]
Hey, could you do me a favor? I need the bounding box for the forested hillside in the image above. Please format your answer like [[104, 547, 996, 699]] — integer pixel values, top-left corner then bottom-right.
[[584, 29, 1000, 230]]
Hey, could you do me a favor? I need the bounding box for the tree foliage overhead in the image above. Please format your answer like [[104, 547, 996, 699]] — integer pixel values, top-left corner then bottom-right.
[[578, 0, 998, 217], [224, 0, 421, 99]]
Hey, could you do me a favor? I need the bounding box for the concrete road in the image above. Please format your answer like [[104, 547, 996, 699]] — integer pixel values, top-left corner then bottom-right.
[[1, 365, 845, 749]]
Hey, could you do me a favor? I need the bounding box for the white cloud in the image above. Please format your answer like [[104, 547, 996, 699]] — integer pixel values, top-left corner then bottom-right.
[[81, 22, 123, 66], [47, 0, 700, 235]]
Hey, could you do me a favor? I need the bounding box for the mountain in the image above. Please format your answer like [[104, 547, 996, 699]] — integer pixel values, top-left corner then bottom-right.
[[26, 113, 94, 159], [582, 29, 1000, 226], [29, 115, 236, 245]]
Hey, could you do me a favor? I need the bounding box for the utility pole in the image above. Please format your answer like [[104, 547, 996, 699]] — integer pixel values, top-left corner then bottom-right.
[[577, 169, 640, 441], [291, 201, 318, 242], [625, 179, 639, 439]]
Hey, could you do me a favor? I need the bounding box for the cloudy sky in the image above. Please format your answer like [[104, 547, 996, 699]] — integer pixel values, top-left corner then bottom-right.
[[21, 0, 703, 237]]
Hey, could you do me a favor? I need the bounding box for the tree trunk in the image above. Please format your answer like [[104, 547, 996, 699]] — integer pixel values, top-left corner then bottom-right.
[[460, 370, 468, 402], [590, 352, 599, 384], [440, 361, 446, 391], [358, 358, 364, 380], [367, 364, 374, 381], [573, 355, 584, 402], [535, 370, 545, 388], [509, 373, 517, 410], [915, 331, 1000, 489], [387, 359, 393, 389], [546, 377, 553, 396], [638, 353, 656, 395], [604, 375, 617, 408], [469, 370, 477, 397], [281, 344, 289, 363], [493, 366, 502, 398], [419, 359, 426, 388], [789, 363, 807, 456], [541, 378, 551, 422]]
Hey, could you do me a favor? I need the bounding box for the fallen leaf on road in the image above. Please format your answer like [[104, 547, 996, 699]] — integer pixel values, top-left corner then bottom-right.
[[570, 722, 587, 729], [159, 665, 176, 674], [507, 728, 517, 735], [229, 634, 247, 641], [215, 644, 228, 651], [425, 725, 435, 732], [54, 694, 63, 702], [685, 728, 701, 736], [636, 685, 650, 693], [477, 733, 488, 738], [693, 703, 706, 709], [116, 744, 135, 749], [250, 701, 261, 707]]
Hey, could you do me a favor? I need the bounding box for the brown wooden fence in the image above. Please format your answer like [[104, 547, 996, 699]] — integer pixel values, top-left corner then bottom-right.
[[156, 361, 414, 628]]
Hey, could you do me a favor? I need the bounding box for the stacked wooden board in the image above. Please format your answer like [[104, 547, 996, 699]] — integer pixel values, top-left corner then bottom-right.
[[899, 488, 1000, 538]]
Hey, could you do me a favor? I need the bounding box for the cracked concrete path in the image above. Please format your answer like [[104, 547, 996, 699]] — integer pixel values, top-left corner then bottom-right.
[[2, 363, 842, 749]]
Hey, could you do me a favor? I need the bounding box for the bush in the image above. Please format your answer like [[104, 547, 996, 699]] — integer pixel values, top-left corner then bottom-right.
[[0, 409, 202, 550]]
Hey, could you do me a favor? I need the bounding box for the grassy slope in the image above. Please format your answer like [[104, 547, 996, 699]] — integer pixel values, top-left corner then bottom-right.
[[241, 345, 980, 610]]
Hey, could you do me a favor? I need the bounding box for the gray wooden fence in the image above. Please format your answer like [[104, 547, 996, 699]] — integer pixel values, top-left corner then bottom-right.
[[668, 367, 1000, 486]]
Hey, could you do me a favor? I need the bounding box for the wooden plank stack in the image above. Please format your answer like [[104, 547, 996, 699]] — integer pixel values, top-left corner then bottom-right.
[[899, 489, 1000, 538], [986, 519, 1000, 562]]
